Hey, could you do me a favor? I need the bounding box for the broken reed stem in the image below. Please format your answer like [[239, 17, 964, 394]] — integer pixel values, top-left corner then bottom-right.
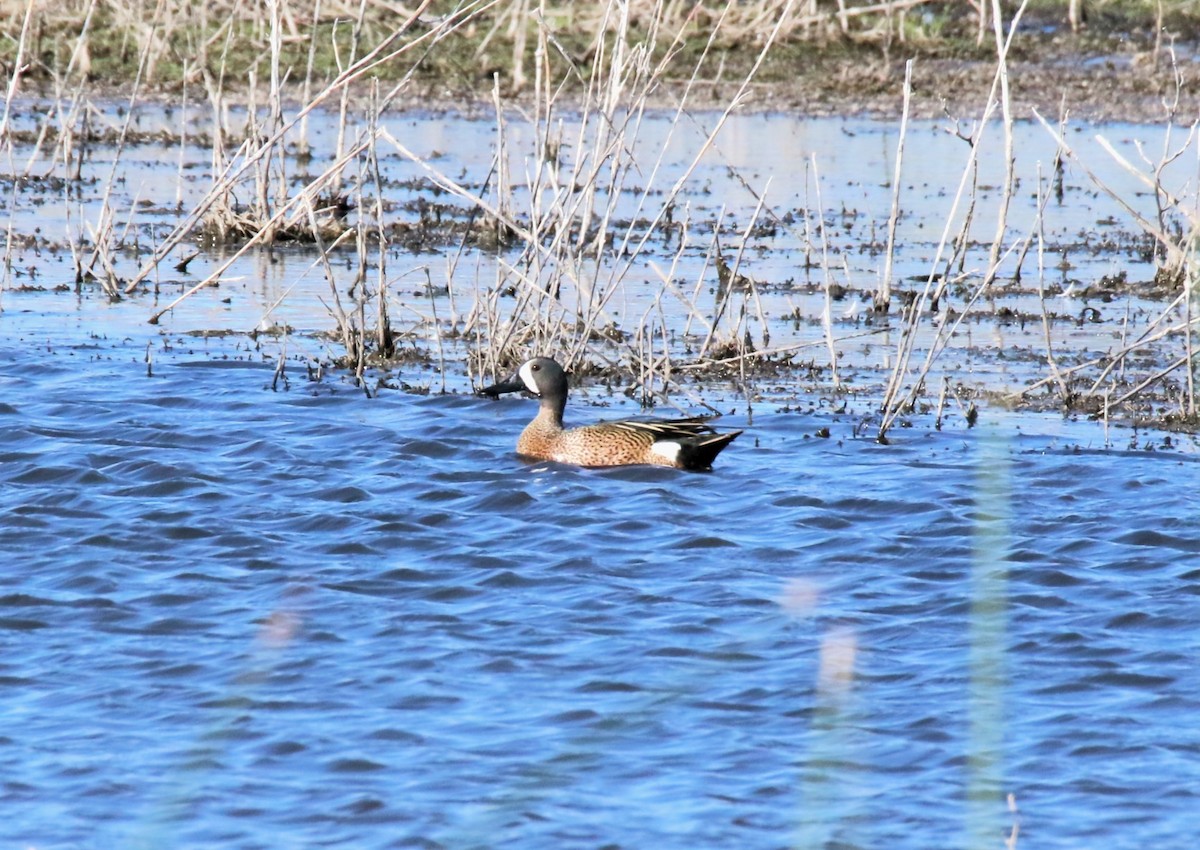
[[615, 0, 797, 273], [1133, 44, 1188, 260], [675, 326, 887, 371], [26, 0, 98, 180], [896, 237, 1026, 421], [877, 140, 979, 439], [268, 0, 288, 214], [296, 0, 323, 163], [650, 228, 715, 342], [700, 211, 731, 357]]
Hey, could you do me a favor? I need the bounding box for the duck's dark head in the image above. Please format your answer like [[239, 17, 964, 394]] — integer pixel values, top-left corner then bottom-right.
[[479, 358, 569, 411]]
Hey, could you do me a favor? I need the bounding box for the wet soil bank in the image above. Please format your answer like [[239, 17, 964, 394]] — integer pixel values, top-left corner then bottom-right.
[[11, 10, 1199, 124], [403, 16, 1200, 123]]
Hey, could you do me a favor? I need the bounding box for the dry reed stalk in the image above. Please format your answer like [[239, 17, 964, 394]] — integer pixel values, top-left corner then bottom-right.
[[464, 0, 769, 376], [1134, 46, 1189, 260], [1030, 100, 1200, 414], [632, 293, 661, 406], [330, 0, 370, 200], [295, 0, 323, 165], [700, 192, 769, 360], [808, 154, 841, 390], [699, 216, 732, 354], [1102, 386, 1112, 447], [82, 201, 121, 297], [876, 171, 975, 438], [980, 0, 1025, 290], [614, 0, 794, 263], [934, 375, 948, 430], [1031, 165, 1067, 402], [1033, 111, 1189, 273], [1, 205, 14, 291], [356, 0, 795, 393], [363, 94, 393, 361], [1084, 290, 1200, 399], [876, 0, 1028, 441], [1103, 126, 1198, 254], [973, 0, 989, 45], [876, 112, 994, 439], [0, 0, 35, 149], [67, 3, 162, 299], [254, 253, 325, 334], [419, 268, 447, 393], [1187, 249, 1196, 417], [900, 235, 1024, 413], [1013, 110, 1067, 281], [541, 2, 680, 363], [613, 1, 790, 370], [649, 233, 715, 343], [304, 199, 362, 377], [1009, 301, 1200, 405], [676, 326, 885, 372], [126, 0, 448, 295], [174, 66, 189, 212], [148, 131, 376, 324], [21, 0, 98, 180], [393, 2, 648, 373], [1101, 351, 1197, 418], [878, 58, 913, 314], [267, 0, 288, 214]]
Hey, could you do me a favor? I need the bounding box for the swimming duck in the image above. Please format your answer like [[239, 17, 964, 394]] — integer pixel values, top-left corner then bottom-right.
[[479, 357, 741, 470]]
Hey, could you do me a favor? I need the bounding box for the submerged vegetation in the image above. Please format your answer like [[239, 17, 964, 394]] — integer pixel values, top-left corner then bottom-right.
[[2, 0, 1200, 441]]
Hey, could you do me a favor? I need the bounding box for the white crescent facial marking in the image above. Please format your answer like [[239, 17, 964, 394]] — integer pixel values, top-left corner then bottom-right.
[[649, 441, 681, 463], [519, 360, 540, 394]]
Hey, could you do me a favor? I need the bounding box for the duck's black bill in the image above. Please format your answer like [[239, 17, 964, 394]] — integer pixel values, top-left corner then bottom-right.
[[478, 378, 525, 398]]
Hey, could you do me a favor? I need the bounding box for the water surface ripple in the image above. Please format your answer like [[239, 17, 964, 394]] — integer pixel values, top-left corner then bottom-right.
[[2, 350, 1198, 849]]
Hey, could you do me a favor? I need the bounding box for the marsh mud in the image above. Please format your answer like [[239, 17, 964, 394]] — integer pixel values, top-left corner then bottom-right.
[[693, 30, 1200, 123]]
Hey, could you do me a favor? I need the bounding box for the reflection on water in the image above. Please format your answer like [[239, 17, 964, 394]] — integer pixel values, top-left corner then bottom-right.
[[1, 338, 1199, 849]]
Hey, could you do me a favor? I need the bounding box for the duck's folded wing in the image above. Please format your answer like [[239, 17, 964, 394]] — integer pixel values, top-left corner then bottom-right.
[[604, 416, 720, 440]]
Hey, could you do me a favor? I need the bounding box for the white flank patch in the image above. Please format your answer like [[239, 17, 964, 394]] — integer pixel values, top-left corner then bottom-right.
[[649, 441, 681, 463], [518, 360, 540, 394]]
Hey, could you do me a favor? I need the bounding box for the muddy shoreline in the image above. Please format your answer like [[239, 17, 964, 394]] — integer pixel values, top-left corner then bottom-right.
[[14, 18, 1199, 125]]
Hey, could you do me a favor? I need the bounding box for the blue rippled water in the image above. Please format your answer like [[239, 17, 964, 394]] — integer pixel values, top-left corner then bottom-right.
[[2, 339, 1199, 849]]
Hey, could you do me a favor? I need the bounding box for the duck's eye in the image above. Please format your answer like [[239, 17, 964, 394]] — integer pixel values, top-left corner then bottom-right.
[[531, 364, 540, 371]]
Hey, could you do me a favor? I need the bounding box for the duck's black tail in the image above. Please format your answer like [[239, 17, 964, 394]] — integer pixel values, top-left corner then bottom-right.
[[677, 430, 742, 471]]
